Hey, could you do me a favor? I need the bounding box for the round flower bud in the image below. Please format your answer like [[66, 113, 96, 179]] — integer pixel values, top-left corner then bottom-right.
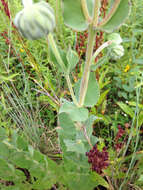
[[14, 1, 55, 40], [108, 33, 123, 46], [109, 44, 124, 60]]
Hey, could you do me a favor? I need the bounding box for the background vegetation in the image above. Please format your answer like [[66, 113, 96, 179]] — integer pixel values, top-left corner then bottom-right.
[[0, 0, 143, 189]]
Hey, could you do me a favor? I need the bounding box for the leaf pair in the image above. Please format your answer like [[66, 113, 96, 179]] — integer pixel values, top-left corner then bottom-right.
[[62, 0, 131, 32]]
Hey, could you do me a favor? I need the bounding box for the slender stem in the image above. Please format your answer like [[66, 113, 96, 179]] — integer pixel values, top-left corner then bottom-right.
[[65, 75, 79, 106], [81, 0, 92, 23], [82, 125, 93, 148], [78, 25, 96, 107], [48, 33, 67, 72], [93, 0, 100, 27], [48, 33, 78, 106], [78, 1, 100, 107], [91, 40, 112, 62]]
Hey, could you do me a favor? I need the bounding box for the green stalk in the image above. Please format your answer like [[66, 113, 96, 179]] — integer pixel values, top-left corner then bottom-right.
[[48, 33, 66, 72], [93, 0, 100, 27], [78, 25, 96, 107], [81, 0, 92, 23], [48, 33, 78, 106], [78, 0, 100, 107]]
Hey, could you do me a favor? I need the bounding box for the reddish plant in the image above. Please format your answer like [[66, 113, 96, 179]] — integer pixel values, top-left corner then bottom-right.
[[0, 0, 11, 19], [114, 125, 126, 153], [86, 144, 109, 174]]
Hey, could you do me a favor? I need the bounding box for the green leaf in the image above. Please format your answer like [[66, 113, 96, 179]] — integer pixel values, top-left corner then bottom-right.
[[58, 112, 77, 138], [98, 0, 131, 33], [83, 115, 97, 138], [138, 111, 143, 127], [117, 102, 134, 118], [97, 89, 110, 106], [48, 45, 68, 73], [64, 139, 86, 154], [62, 0, 94, 31], [74, 72, 100, 107], [92, 172, 109, 188], [66, 47, 79, 74], [0, 127, 7, 141], [59, 101, 89, 121], [63, 172, 98, 190]]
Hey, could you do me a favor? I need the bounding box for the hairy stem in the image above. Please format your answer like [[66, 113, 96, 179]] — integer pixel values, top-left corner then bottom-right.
[[78, 1, 100, 107], [48, 33, 78, 106], [78, 25, 96, 107], [65, 75, 79, 106], [91, 40, 112, 62], [81, 0, 92, 23], [93, 0, 100, 27]]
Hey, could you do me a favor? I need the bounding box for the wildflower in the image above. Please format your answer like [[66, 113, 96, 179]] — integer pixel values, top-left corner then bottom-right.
[[20, 48, 24, 53], [124, 64, 130, 72], [86, 144, 109, 174]]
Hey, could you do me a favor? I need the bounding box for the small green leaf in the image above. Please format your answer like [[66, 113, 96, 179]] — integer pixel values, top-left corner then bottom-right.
[[66, 47, 79, 74], [92, 172, 109, 188], [117, 102, 134, 118]]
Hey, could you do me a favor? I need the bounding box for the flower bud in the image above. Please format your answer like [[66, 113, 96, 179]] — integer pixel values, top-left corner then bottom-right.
[[14, 1, 55, 40]]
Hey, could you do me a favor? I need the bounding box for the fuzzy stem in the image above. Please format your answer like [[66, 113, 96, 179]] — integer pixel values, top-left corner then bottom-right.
[[91, 40, 112, 62], [78, 25, 96, 107], [48, 33, 78, 106], [65, 75, 79, 106], [93, 0, 100, 27], [81, 0, 92, 23], [78, 1, 100, 107], [48, 33, 67, 72]]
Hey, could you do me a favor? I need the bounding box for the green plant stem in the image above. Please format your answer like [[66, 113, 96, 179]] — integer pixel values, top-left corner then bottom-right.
[[65, 74, 79, 106], [48, 33, 78, 106], [93, 0, 100, 27], [81, 0, 92, 23], [48, 33, 66, 72], [78, 1, 100, 107], [91, 40, 112, 62], [78, 25, 96, 107]]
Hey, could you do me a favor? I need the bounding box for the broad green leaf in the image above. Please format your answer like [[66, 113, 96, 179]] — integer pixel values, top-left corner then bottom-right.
[[58, 113, 76, 138], [66, 47, 79, 74], [74, 72, 100, 107], [92, 172, 109, 188], [117, 102, 134, 118], [63, 172, 100, 190], [59, 101, 89, 121], [16, 136, 29, 151], [62, 0, 94, 31], [97, 0, 131, 33], [64, 139, 86, 154]]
